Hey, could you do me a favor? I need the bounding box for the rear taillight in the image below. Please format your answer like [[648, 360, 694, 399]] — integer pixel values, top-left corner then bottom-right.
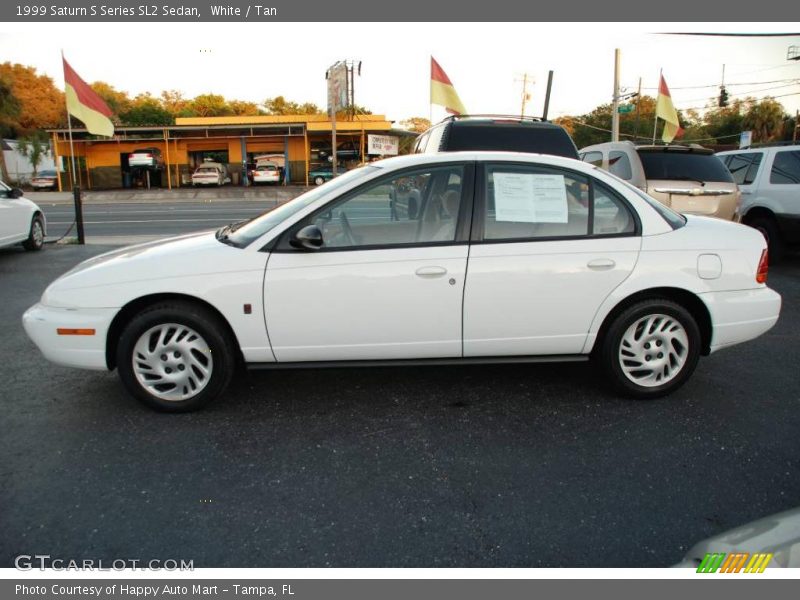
[[756, 248, 769, 284], [128, 154, 135, 159]]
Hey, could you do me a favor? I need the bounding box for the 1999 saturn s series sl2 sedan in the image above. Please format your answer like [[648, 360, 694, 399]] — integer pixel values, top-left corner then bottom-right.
[[23, 152, 781, 411]]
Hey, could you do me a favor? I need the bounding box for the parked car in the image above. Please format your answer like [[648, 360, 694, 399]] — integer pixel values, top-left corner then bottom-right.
[[675, 506, 800, 569], [309, 166, 346, 186], [30, 169, 59, 191], [191, 162, 227, 187], [716, 145, 800, 260], [414, 115, 580, 160], [1, 180, 45, 251], [23, 152, 780, 412], [579, 142, 740, 221], [252, 163, 281, 185], [128, 148, 165, 170]]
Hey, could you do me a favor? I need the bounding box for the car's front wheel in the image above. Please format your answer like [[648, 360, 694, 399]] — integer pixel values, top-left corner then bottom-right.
[[116, 302, 236, 412], [23, 215, 44, 251], [314, 176, 325, 186], [599, 299, 700, 399]]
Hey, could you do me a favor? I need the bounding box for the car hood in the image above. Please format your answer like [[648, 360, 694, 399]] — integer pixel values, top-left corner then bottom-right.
[[42, 230, 242, 305]]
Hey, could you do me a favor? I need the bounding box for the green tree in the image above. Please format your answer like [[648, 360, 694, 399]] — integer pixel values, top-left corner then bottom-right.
[[400, 117, 431, 133], [743, 97, 785, 143], [185, 93, 232, 117], [0, 76, 21, 180], [0, 62, 64, 133], [160, 90, 188, 116], [228, 99, 261, 116], [16, 130, 50, 176], [263, 96, 320, 115], [120, 93, 172, 126], [90, 81, 131, 119]]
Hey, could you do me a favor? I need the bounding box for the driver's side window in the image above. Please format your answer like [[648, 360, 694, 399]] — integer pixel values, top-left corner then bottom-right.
[[310, 165, 464, 249]]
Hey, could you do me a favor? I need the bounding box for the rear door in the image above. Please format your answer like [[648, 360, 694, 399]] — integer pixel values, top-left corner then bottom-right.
[[463, 162, 640, 357]]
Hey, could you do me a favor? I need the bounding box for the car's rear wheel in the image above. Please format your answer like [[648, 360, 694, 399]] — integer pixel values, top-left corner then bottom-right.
[[116, 302, 236, 412], [748, 215, 784, 263], [23, 215, 44, 251], [600, 299, 700, 399]]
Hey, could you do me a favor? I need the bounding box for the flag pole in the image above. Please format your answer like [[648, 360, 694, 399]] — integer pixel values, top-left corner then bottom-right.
[[652, 68, 662, 144], [429, 56, 433, 125], [62, 50, 85, 245]]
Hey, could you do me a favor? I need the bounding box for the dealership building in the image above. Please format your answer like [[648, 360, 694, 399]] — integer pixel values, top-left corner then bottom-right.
[[47, 113, 407, 190]]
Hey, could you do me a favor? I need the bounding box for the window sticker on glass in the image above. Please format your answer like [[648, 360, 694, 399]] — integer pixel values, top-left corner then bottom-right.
[[493, 172, 568, 223]]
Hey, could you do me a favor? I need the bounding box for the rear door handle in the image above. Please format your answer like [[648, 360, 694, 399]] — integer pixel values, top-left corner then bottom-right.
[[415, 266, 447, 277], [587, 258, 616, 271]]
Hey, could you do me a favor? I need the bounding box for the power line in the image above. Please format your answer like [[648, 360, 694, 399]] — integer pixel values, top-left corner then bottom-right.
[[678, 81, 800, 104], [569, 119, 743, 144], [634, 77, 799, 91]]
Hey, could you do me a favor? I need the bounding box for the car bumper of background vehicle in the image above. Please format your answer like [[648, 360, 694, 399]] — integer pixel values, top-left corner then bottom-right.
[[701, 287, 782, 353], [22, 303, 117, 370]]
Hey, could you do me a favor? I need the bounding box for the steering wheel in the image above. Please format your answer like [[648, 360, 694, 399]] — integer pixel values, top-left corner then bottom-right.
[[339, 212, 357, 246]]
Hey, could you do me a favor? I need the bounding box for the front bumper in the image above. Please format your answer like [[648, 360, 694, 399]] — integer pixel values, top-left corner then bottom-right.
[[701, 287, 781, 353], [22, 303, 117, 370]]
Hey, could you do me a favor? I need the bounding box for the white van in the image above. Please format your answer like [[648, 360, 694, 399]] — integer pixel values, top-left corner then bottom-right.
[[717, 145, 800, 260]]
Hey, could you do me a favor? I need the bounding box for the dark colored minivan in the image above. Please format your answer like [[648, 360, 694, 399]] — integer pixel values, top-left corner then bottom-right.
[[413, 115, 579, 160]]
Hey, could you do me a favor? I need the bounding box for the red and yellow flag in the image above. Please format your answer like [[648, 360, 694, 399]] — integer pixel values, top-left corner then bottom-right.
[[656, 74, 683, 144], [431, 57, 466, 115], [63, 57, 114, 137]]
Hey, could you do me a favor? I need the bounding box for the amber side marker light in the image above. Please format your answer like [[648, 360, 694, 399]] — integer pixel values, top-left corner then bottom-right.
[[756, 249, 769, 284], [56, 328, 96, 336]]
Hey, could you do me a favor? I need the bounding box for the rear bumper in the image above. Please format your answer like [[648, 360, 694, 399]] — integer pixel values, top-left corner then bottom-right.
[[22, 303, 116, 370], [701, 287, 781, 353]]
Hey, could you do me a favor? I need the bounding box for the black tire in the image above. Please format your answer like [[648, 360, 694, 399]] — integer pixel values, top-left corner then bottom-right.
[[22, 215, 44, 251], [747, 215, 784, 263], [314, 176, 325, 186], [599, 299, 701, 399], [116, 301, 237, 412]]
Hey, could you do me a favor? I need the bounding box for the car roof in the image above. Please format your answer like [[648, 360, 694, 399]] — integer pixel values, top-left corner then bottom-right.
[[364, 150, 597, 174]]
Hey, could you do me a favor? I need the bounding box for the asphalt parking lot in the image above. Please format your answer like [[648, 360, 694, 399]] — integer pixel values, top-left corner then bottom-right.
[[1, 242, 799, 568]]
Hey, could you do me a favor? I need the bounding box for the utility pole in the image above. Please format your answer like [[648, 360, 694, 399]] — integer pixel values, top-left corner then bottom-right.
[[611, 49, 621, 142], [515, 73, 533, 118], [794, 110, 798, 143]]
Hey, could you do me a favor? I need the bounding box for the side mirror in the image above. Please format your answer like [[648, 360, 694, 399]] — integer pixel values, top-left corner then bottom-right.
[[290, 225, 323, 250], [10, 187, 24, 199]]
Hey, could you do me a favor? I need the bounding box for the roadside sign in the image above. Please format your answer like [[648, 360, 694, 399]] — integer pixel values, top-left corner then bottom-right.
[[739, 131, 753, 149], [368, 134, 399, 156], [617, 104, 634, 114]]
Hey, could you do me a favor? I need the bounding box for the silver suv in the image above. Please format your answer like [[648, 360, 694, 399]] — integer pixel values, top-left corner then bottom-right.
[[717, 145, 800, 260]]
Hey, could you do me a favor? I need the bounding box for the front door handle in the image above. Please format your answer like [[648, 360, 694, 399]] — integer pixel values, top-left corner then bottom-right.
[[415, 266, 448, 278], [587, 258, 616, 271]]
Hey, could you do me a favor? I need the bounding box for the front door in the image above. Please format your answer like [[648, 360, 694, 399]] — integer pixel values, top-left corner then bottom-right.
[[264, 163, 472, 362]]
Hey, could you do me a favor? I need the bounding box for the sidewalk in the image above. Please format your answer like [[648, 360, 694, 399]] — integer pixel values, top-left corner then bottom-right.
[[28, 185, 311, 205]]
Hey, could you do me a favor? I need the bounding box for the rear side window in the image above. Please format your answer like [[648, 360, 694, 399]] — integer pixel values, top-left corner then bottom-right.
[[637, 151, 734, 183], [724, 152, 762, 185], [482, 165, 635, 241], [581, 151, 603, 167], [608, 151, 632, 180], [445, 123, 579, 159], [769, 150, 800, 184]]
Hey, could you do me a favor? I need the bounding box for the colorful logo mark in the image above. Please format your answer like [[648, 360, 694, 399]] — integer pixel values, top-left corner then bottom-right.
[[696, 552, 773, 573]]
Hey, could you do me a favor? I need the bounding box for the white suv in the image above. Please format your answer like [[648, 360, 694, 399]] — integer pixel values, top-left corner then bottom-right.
[[0, 181, 45, 251], [717, 145, 800, 260]]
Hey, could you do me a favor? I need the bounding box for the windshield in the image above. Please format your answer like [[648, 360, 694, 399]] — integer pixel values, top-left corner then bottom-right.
[[637, 150, 734, 183], [38, 170, 57, 176], [227, 165, 380, 247]]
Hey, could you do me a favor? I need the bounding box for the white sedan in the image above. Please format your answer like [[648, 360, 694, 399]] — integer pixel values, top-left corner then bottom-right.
[[1, 180, 45, 251], [23, 152, 781, 411], [252, 163, 281, 185]]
